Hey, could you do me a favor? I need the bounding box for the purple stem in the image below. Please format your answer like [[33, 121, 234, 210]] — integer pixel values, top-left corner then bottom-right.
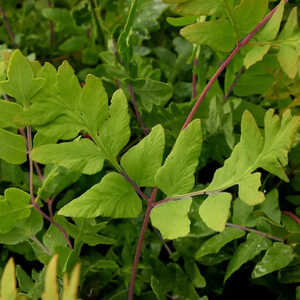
[[128, 84, 149, 136], [192, 57, 198, 99], [226, 223, 284, 242], [0, 4, 17, 47], [26, 127, 73, 249], [128, 188, 157, 300], [182, 0, 289, 130], [223, 66, 245, 102]]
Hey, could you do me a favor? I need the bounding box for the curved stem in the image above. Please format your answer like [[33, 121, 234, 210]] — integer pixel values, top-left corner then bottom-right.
[[182, 0, 289, 130], [128, 188, 157, 300], [282, 211, 300, 225]]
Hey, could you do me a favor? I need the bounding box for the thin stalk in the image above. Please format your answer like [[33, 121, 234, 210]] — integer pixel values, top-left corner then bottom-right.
[[128, 188, 157, 300], [182, 0, 289, 130], [48, 0, 54, 47], [26, 126, 73, 249], [0, 3, 17, 47], [226, 223, 284, 242], [30, 235, 51, 255], [223, 66, 245, 102], [89, 0, 105, 45], [128, 84, 149, 136]]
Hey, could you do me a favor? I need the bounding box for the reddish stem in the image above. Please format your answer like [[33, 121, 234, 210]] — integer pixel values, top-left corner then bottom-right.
[[25, 127, 73, 249], [192, 57, 198, 99], [283, 211, 300, 225], [182, 0, 289, 130], [0, 4, 17, 47], [128, 188, 157, 300]]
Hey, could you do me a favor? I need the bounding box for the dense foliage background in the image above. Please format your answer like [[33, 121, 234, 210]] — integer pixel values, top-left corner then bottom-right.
[[0, 0, 299, 299]]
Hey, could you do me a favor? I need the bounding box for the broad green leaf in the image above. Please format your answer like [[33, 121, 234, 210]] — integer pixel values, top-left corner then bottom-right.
[[0, 100, 23, 128], [59, 36, 88, 53], [256, 0, 284, 41], [0, 258, 17, 300], [257, 189, 281, 224], [278, 7, 298, 40], [277, 44, 298, 79], [201, 109, 299, 193], [78, 75, 108, 136], [243, 45, 271, 69], [232, 0, 268, 38], [42, 255, 59, 300], [16, 265, 34, 292], [130, 78, 173, 111], [62, 264, 80, 300], [199, 192, 232, 232], [31, 139, 105, 174], [0, 50, 45, 106], [195, 227, 244, 259], [58, 172, 142, 219], [174, 0, 223, 16], [184, 260, 206, 288], [151, 276, 166, 300], [278, 264, 300, 283], [238, 172, 265, 205], [121, 125, 165, 187], [181, 19, 235, 52], [57, 61, 82, 111], [155, 119, 202, 196], [224, 232, 272, 281], [97, 89, 130, 161], [252, 243, 295, 278], [151, 197, 192, 239], [0, 129, 27, 164], [0, 188, 31, 233], [232, 198, 256, 227]]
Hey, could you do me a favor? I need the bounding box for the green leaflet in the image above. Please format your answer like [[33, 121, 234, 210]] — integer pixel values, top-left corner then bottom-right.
[[232, 198, 256, 227], [31, 138, 105, 175], [155, 119, 202, 196], [0, 50, 45, 106], [257, 189, 281, 224], [243, 45, 271, 69], [0, 188, 31, 234], [96, 89, 130, 163], [184, 260, 206, 288], [200, 109, 299, 199], [121, 125, 165, 187], [78, 74, 108, 136], [129, 78, 173, 111], [277, 44, 298, 79], [195, 227, 245, 259], [252, 243, 295, 278], [0, 128, 27, 164], [224, 232, 272, 282], [58, 172, 142, 219], [0, 258, 17, 300], [199, 192, 232, 232], [181, 0, 268, 52], [173, 0, 223, 16], [150, 197, 192, 239], [0, 100, 23, 128]]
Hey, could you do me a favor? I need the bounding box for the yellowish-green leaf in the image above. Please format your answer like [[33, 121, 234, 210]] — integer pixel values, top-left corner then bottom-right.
[[0, 258, 17, 300], [238, 173, 265, 205], [151, 197, 192, 239], [155, 119, 202, 196], [62, 264, 80, 300], [42, 255, 59, 300], [244, 45, 271, 69], [278, 7, 298, 40], [121, 125, 165, 187], [199, 192, 232, 232], [277, 44, 298, 79]]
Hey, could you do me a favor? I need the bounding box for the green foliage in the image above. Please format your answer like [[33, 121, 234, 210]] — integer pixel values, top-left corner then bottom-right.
[[0, 0, 299, 299]]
